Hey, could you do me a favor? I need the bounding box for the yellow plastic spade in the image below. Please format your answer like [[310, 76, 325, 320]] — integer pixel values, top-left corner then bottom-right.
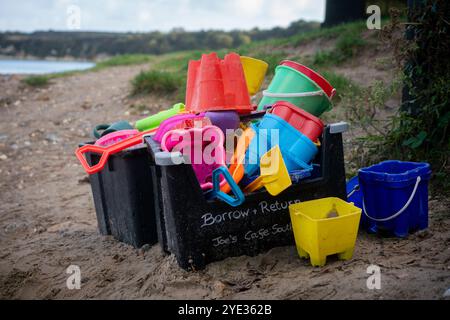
[[243, 145, 292, 195], [260, 145, 292, 196]]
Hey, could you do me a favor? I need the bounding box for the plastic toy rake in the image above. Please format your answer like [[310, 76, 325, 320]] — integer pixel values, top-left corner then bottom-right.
[[75, 129, 157, 174]]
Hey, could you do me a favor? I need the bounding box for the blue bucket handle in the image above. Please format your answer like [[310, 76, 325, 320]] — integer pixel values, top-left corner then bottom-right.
[[361, 176, 422, 222], [347, 184, 360, 198], [204, 166, 245, 207]]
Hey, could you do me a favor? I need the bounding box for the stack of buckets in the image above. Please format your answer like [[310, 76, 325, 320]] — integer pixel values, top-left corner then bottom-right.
[[258, 60, 335, 115], [244, 60, 335, 179], [240, 60, 364, 267], [181, 55, 364, 267]]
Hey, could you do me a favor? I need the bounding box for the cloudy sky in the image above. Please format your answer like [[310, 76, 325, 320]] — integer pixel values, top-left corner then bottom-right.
[[0, 0, 325, 32]]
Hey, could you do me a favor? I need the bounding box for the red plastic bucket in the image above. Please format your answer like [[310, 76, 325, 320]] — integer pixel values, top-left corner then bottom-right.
[[185, 52, 253, 114], [270, 101, 324, 141], [280, 60, 336, 99]]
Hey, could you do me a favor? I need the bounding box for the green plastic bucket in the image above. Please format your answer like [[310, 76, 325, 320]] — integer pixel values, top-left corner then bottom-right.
[[257, 65, 332, 116]]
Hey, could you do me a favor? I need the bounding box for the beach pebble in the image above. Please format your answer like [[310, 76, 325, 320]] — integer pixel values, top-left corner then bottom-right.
[[45, 133, 59, 143], [139, 244, 151, 254], [416, 229, 432, 240], [444, 288, 450, 298], [213, 281, 227, 296]]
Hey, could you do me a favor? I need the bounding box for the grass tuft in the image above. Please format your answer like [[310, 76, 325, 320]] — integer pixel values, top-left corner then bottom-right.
[[22, 75, 50, 87], [131, 70, 182, 96], [313, 31, 366, 66], [95, 54, 153, 69]]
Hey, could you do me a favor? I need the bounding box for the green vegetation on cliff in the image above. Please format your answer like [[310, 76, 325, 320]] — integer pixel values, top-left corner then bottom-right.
[[0, 19, 319, 59]]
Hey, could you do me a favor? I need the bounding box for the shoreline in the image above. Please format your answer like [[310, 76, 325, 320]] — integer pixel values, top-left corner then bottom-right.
[[0, 58, 96, 76], [0, 54, 98, 63]]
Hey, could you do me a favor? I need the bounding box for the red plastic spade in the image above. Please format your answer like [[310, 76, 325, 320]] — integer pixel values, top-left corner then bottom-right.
[[75, 128, 157, 174]]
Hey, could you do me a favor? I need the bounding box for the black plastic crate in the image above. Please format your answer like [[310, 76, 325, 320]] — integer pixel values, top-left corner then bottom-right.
[[83, 143, 159, 248], [145, 123, 348, 270]]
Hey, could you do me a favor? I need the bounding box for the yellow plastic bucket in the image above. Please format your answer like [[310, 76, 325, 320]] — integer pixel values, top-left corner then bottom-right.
[[289, 197, 361, 266], [240, 56, 269, 96]]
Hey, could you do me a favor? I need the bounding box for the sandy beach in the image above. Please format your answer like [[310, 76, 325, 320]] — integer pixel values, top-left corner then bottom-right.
[[0, 60, 449, 299]]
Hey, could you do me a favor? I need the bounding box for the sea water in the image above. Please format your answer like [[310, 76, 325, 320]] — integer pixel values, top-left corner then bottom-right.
[[0, 59, 95, 75]]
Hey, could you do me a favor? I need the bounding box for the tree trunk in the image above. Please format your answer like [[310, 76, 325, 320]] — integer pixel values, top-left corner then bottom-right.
[[322, 0, 366, 27]]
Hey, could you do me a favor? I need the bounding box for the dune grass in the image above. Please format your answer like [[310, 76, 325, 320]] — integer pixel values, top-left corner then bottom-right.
[[22, 75, 51, 87], [127, 22, 368, 97], [94, 54, 154, 69], [131, 70, 182, 96], [313, 29, 367, 66]]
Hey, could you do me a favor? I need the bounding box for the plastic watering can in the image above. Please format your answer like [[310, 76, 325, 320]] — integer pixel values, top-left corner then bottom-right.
[[160, 125, 227, 191]]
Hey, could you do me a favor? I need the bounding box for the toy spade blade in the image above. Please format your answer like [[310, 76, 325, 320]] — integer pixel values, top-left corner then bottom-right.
[[260, 145, 292, 196], [75, 128, 157, 174]]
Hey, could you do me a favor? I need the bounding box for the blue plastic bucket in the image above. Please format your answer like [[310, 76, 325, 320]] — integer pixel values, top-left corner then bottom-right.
[[243, 113, 318, 177], [358, 160, 431, 237]]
